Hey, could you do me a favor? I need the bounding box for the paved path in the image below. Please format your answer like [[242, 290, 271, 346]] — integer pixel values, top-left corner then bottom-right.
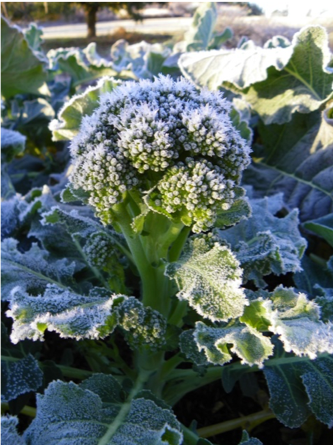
[[41, 17, 192, 39]]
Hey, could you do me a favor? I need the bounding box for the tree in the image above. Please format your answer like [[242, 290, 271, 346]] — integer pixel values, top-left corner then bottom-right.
[[75, 2, 151, 38]]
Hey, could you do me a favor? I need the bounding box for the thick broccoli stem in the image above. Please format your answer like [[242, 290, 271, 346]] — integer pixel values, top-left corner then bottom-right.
[[112, 198, 189, 318]]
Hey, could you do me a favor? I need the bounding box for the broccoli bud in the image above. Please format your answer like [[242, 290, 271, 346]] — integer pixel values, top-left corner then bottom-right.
[[69, 75, 251, 231]]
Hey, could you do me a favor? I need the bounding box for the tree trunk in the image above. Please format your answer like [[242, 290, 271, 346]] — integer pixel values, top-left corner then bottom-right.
[[1, 2, 8, 18], [86, 6, 97, 38]]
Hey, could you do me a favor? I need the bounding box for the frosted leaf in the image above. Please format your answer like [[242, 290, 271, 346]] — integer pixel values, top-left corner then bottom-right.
[[1, 416, 25, 445], [24, 378, 182, 445], [117, 298, 167, 352], [179, 329, 209, 366], [6, 284, 126, 343], [263, 339, 333, 428], [1, 127, 26, 162], [0, 196, 19, 241], [1, 354, 43, 402], [301, 356, 333, 428], [180, 26, 333, 124], [41, 205, 104, 238], [50, 76, 120, 140], [220, 195, 307, 287], [165, 236, 247, 322], [189, 321, 273, 368], [241, 286, 333, 359], [1, 238, 76, 301]]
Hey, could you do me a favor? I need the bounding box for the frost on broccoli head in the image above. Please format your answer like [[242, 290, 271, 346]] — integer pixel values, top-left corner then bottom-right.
[[69, 75, 251, 232]]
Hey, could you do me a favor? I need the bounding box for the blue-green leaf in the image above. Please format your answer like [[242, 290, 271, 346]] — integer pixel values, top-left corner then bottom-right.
[[166, 236, 247, 322], [1, 17, 48, 98], [1, 416, 25, 445], [220, 195, 307, 287], [24, 376, 182, 445]]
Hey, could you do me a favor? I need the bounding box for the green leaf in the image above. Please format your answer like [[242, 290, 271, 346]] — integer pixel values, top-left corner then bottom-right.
[[294, 255, 333, 296], [220, 195, 307, 287], [208, 27, 233, 50], [50, 77, 120, 141], [24, 23, 44, 53], [241, 286, 333, 359], [24, 376, 183, 445], [180, 26, 333, 124], [47, 46, 118, 87], [184, 2, 217, 51], [244, 110, 333, 221], [1, 195, 26, 239], [182, 321, 274, 367], [263, 339, 333, 428], [1, 238, 76, 301], [1, 17, 48, 99], [304, 213, 333, 247], [6, 284, 125, 343], [1, 128, 26, 163], [1, 416, 25, 445], [1, 354, 43, 402], [166, 236, 247, 322]]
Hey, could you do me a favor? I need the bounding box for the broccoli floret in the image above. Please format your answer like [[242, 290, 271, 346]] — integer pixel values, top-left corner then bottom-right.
[[69, 75, 251, 231]]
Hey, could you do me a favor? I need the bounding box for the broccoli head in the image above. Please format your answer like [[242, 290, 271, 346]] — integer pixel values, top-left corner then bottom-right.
[[69, 75, 251, 232]]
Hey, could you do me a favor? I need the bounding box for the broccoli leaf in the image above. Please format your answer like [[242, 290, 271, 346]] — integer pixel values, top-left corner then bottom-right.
[[6, 284, 126, 343], [1, 238, 76, 301], [1, 17, 48, 98], [166, 236, 247, 322], [50, 77, 120, 141], [1, 416, 25, 445], [220, 195, 306, 287], [1, 354, 43, 402], [23, 376, 183, 445], [241, 286, 333, 359], [183, 2, 217, 51], [244, 110, 333, 221], [304, 213, 333, 247], [181, 321, 273, 367], [263, 340, 333, 428], [180, 26, 333, 124], [1, 128, 26, 163]]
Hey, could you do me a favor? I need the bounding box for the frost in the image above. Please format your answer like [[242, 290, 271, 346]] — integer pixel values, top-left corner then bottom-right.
[[6, 284, 126, 343], [1, 238, 76, 300], [182, 321, 273, 368], [117, 298, 167, 351], [166, 236, 247, 322], [2, 354, 43, 402], [241, 286, 333, 359], [263, 339, 333, 428], [1, 416, 25, 445], [24, 377, 182, 445], [220, 195, 307, 287]]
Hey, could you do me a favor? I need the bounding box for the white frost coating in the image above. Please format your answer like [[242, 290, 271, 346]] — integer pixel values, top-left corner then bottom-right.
[[166, 237, 248, 322], [68, 75, 251, 230], [6, 284, 125, 343], [220, 195, 307, 287], [2, 354, 43, 402], [1, 416, 25, 445], [194, 321, 274, 368], [1, 127, 26, 149], [1, 238, 76, 301], [24, 379, 183, 445], [254, 286, 333, 359]]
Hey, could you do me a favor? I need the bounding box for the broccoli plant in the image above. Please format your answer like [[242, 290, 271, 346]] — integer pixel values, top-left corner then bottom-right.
[[2, 67, 333, 444]]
